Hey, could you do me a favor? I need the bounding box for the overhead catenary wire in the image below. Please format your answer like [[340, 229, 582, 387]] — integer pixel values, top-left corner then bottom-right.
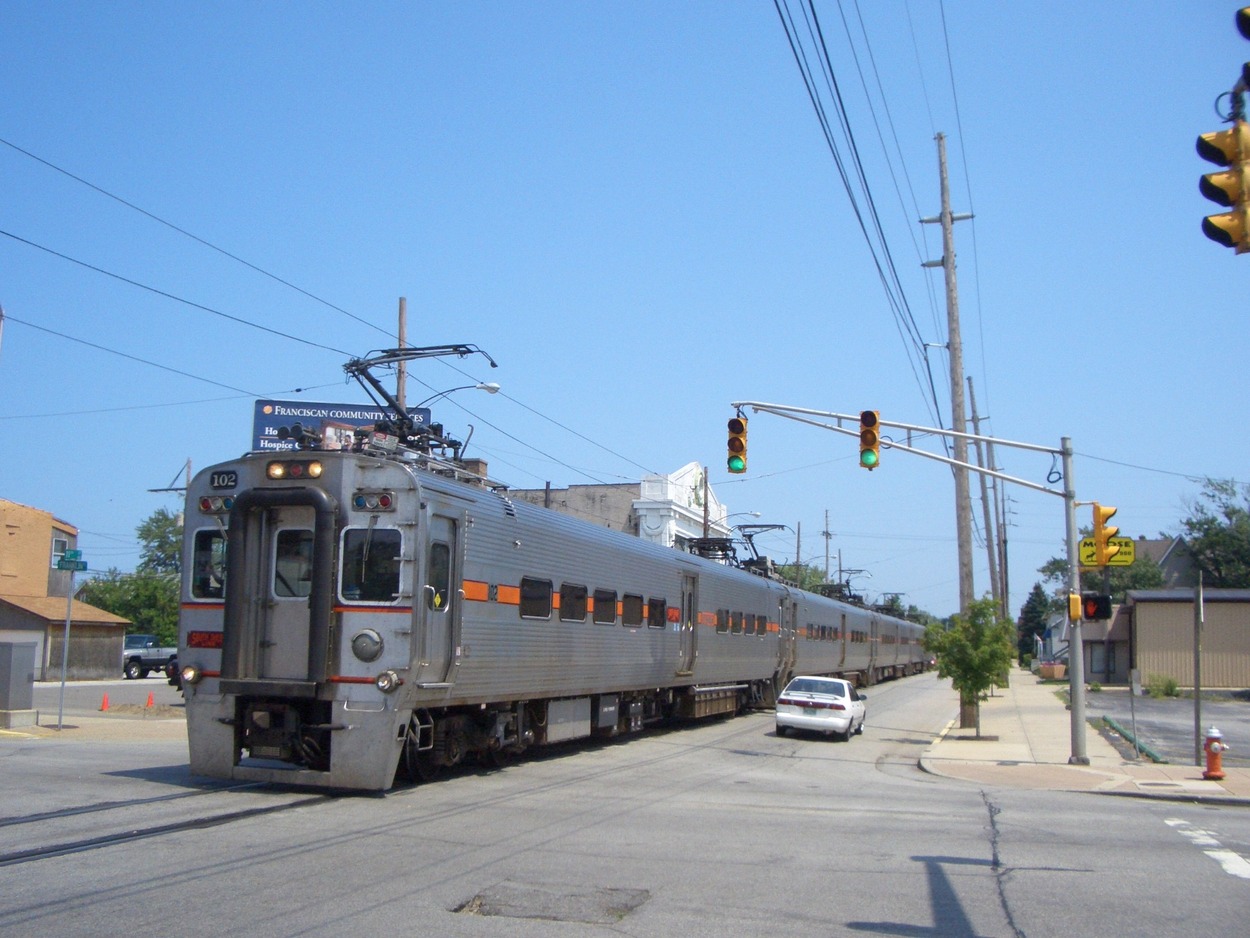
[[0, 135, 390, 338], [0, 142, 657, 484]]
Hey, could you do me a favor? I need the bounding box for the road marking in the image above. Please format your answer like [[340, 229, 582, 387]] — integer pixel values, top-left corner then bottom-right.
[[1166, 818, 1250, 879]]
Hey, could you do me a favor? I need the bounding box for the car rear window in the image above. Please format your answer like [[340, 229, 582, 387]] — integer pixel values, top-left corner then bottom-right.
[[787, 678, 846, 697]]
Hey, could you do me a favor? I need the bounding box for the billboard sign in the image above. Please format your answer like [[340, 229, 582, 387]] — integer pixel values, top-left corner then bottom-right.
[[251, 400, 431, 452]]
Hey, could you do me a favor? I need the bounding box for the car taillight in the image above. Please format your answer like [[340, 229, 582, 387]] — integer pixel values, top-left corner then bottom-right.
[[779, 697, 845, 711]]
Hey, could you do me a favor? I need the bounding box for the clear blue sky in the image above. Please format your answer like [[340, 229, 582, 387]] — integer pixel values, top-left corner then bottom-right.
[[1, 2, 1244, 619]]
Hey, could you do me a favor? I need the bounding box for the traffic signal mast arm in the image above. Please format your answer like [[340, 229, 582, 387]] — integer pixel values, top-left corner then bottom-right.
[[729, 398, 1093, 764], [730, 401, 1062, 496]]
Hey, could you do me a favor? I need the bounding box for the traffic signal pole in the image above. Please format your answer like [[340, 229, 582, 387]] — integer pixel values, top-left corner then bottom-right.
[[729, 401, 1091, 763]]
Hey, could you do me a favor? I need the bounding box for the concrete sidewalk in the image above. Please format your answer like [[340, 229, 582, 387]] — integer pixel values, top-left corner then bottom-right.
[[920, 668, 1250, 803]]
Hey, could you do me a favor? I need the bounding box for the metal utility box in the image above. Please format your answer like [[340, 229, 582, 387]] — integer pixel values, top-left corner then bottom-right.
[[546, 697, 592, 743], [0, 642, 37, 727]]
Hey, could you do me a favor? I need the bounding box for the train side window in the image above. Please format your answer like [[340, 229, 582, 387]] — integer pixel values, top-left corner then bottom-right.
[[520, 577, 553, 619], [560, 583, 588, 622], [622, 594, 644, 628], [274, 529, 314, 598], [743, 613, 756, 636], [341, 527, 402, 603], [191, 529, 226, 599], [730, 611, 743, 634], [647, 598, 666, 629], [716, 609, 729, 633], [593, 588, 617, 625], [427, 542, 451, 611]]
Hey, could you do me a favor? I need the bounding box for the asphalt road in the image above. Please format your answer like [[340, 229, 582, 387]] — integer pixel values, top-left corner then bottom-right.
[[5, 674, 1250, 938]]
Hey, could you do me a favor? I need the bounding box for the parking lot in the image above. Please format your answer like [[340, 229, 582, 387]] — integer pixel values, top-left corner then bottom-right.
[[1084, 686, 1250, 766]]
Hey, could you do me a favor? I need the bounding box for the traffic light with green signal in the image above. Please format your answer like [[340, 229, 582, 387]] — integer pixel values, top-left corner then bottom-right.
[[727, 416, 748, 474], [858, 410, 880, 470], [1198, 120, 1250, 252], [1093, 503, 1120, 567]]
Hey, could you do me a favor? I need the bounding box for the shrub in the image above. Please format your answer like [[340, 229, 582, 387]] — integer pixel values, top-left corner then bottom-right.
[[1146, 673, 1180, 699]]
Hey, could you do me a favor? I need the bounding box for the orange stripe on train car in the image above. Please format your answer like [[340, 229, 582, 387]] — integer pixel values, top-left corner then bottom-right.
[[497, 584, 521, 605], [462, 580, 489, 602]]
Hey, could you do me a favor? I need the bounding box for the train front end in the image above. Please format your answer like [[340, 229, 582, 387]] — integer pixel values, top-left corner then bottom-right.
[[179, 449, 416, 791]]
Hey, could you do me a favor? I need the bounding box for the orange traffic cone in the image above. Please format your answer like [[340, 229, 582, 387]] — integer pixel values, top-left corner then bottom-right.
[[99, 693, 109, 712], [146, 692, 155, 708]]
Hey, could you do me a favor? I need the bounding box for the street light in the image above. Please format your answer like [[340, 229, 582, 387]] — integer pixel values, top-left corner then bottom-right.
[[415, 382, 501, 408]]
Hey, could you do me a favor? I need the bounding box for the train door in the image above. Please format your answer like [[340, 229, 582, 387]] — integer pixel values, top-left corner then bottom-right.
[[775, 592, 797, 692], [837, 612, 847, 668], [222, 487, 336, 688], [266, 511, 315, 678], [677, 573, 698, 675], [414, 513, 462, 686], [867, 614, 880, 685]]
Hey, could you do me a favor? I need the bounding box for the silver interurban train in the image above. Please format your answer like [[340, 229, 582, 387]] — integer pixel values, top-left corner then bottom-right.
[[178, 347, 928, 792]]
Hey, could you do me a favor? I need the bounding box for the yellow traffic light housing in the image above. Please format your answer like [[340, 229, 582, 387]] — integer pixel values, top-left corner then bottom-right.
[[1093, 503, 1120, 567], [858, 410, 880, 470], [727, 416, 748, 474], [1068, 592, 1082, 621], [1198, 121, 1250, 253]]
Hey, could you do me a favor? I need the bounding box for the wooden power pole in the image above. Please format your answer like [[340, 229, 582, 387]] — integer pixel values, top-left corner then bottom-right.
[[922, 132, 975, 614]]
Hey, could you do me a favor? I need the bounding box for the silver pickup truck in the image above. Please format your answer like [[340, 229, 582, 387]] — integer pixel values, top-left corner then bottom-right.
[[122, 634, 177, 680]]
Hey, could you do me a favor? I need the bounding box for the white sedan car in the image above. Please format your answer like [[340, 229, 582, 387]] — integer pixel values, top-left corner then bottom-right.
[[775, 676, 866, 741]]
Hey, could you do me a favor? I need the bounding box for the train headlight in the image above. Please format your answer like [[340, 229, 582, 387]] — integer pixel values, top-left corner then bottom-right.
[[266, 460, 324, 480], [375, 670, 403, 693], [180, 664, 203, 686], [351, 629, 384, 663]]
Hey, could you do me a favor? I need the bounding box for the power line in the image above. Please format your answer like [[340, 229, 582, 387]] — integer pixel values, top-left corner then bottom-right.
[[2, 314, 260, 395], [0, 135, 389, 337], [0, 228, 352, 356]]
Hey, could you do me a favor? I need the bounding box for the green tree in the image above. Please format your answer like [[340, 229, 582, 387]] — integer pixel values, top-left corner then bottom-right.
[[81, 568, 179, 645], [80, 507, 182, 645], [1017, 582, 1050, 662], [1180, 479, 1250, 587], [774, 562, 829, 592], [923, 597, 1015, 736], [137, 506, 183, 574]]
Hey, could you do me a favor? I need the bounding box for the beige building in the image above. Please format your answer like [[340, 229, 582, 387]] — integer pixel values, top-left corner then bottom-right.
[[1121, 589, 1250, 689], [0, 498, 129, 680]]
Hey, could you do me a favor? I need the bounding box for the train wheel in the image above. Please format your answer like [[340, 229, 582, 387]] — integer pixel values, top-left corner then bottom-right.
[[401, 719, 443, 783]]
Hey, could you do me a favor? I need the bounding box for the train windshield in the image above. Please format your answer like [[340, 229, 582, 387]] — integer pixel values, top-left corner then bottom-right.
[[340, 527, 402, 602], [191, 529, 226, 599]]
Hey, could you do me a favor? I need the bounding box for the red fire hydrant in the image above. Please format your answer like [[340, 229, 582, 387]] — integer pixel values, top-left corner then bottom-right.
[[1203, 726, 1229, 781]]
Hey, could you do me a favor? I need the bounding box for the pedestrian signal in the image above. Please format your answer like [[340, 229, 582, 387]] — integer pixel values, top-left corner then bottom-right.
[[1081, 593, 1113, 621]]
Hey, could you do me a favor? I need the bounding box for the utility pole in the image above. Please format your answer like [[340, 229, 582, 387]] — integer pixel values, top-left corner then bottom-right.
[[967, 377, 1001, 617], [396, 297, 408, 410], [921, 132, 975, 613], [822, 509, 833, 582]]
